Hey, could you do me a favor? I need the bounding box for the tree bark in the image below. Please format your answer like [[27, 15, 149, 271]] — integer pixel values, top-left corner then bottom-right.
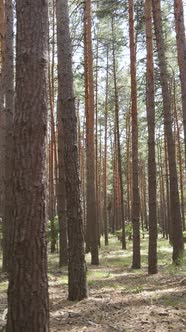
[[145, 0, 157, 275], [56, 0, 88, 301], [84, 0, 99, 265], [3, 0, 14, 273], [103, 47, 109, 246], [152, 0, 184, 264], [6, 0, 49, 330], [112, 18, 126, 250], [129, 0, 141, 268], [174, 0, 186, 166]]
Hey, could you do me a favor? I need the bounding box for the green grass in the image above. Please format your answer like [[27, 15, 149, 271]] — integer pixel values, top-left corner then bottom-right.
[[0, 281, 8, 292], [0, 234, 185, 294]]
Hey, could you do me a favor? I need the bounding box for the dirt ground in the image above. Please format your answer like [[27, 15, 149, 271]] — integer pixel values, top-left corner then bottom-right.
[[49, 267, 186, 332], [0, 239, 186, 332]]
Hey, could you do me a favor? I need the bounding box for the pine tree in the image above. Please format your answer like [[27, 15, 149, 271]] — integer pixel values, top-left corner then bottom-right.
[[6, 0, 49, 330], [152, 0, 184, 264], [56, 0, 88, 301], [145, 0, 157, 275]]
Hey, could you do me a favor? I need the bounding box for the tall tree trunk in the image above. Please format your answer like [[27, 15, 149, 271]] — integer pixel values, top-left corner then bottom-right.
[[103, 47, 109, 246], [129, 0, 140, 268], [56, 1, 68, 267], [56, 0, 88, 301], [174, 0, 186, 165], [112, 18, 126, 250], [173, 79, 185, 231], [126, 109, 131, 222], [95, 38, 100, 244], [3, 0, 14, 273], [152, 0, 184, 264], [145, 0, 157, 275], [48, 0, 56, 253], [84, 0, 99, 265], [164, 137, 172, 242], [6, 0, 49, 330], [0, 0, 5, 262]]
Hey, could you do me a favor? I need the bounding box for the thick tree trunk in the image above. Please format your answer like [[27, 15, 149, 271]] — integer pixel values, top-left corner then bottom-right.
[[0, 0, 5, 236], [3, 0, 14, 273], [152, 0, 184, 264], [145, 0, 157, 275], [6, 0, 49, 330], [56, 0, 88, 301], [129, 0, 141, 268]]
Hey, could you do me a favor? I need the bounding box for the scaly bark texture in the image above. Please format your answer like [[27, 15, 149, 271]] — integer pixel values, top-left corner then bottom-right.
[[6, 0, 49, 331], [129, 0, 141, 268], [145, 0, 157, 275], [3, 0, 14, 273], [174, 0, 186, 165], [152, 0, 184, 264], [56, 0, 88, 301], [57, 133, 68, 266], [0, 0, 5, 224]]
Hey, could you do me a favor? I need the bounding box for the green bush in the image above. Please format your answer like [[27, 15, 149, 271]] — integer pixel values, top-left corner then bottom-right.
[[116, 223, 132, 241], [47, 216, 59, 243]]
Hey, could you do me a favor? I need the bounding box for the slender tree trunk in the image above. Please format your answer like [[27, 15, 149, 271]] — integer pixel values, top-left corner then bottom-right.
[[84, 0, 99, 265], [152, 0, 184, 264], [145, 0, 157, 274], [173, 79, 185, 231], [95, 38, 100, 244], [112, 18, 126, 250], [129, 0, 140, 268], [6, 0, 49, 330], [103, 47, 109, 246], [56, 0, 68, 267], [164, 137, 172, 242], [174, 0, 186, 165], [56, 0, 88, 301], [126, 110, 131, 222], [48, 1, 56, 253]]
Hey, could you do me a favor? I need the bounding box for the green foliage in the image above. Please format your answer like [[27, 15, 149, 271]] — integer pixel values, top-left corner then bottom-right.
[[116, 223, 132, 241], [47, 216, 59, 243]]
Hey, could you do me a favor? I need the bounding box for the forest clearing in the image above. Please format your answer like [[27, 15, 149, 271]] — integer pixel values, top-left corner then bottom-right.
[[1, 236, 186, 331]]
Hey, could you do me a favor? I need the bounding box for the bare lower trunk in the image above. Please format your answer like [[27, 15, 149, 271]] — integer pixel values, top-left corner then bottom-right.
[[56, 0, 88, 301], [129, 0, 140, 268], [145, 0, 157, 275], [174, 0, 186, 165], [6, 1, 49, 330], [152, 0, 184, 264], [84, 0, 99, 265]]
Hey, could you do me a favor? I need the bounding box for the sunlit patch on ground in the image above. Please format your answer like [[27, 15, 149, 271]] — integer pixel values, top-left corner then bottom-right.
[[0, 236, 186, 331]]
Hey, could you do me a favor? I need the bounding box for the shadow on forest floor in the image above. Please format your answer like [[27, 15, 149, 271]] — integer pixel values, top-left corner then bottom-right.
[[0, 236, 186, 331]]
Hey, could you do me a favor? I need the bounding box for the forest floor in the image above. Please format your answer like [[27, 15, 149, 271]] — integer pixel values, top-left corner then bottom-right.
[[0, 236, 186, 331]]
